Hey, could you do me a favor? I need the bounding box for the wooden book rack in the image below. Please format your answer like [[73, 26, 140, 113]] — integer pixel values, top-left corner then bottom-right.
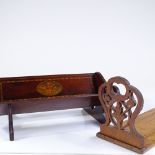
[[0, 72, 105, 141], [97, 76, 155, 154], [0, 72, 154, 154]]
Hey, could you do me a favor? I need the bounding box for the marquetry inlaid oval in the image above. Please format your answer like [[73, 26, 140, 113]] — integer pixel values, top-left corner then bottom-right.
[[36, 80, 63, 96]]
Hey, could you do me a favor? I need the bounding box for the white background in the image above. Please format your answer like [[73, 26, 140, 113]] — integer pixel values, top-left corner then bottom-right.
[[0, 0, 155, 154]]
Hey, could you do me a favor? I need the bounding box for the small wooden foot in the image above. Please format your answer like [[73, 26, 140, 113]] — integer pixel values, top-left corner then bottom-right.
[[8, 104, 14, 141]]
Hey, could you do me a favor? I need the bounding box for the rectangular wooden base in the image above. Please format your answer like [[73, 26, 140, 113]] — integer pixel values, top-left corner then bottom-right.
[[97, 132, 145, 154], [97, 108, 155, 154]]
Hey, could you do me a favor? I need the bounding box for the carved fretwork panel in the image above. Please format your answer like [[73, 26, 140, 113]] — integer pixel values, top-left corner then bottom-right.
[[98, 76, 144, 149]]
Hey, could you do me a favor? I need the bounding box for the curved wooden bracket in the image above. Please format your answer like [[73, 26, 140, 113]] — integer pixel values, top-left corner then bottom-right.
[[97, 76, 145, 153]]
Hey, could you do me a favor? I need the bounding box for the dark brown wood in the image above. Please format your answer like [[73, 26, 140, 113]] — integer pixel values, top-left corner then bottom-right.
[[8, 104, 14, 141], [1, 74, 96, 101], [84, 72, 106, 123], [84, 106, 105, 124], [0, 72, 105, 140], [97, 76, 155, 154]]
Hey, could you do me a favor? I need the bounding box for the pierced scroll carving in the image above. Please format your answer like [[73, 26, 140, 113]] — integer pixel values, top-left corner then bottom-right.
[[97, 76, 144, 149]]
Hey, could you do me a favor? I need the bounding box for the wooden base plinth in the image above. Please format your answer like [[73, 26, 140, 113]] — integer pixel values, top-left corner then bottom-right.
[[97, 132, 145, 154]]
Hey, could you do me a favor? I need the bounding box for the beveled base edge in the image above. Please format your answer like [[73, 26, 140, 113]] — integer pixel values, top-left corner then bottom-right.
[[96, 132, 145, 154]]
